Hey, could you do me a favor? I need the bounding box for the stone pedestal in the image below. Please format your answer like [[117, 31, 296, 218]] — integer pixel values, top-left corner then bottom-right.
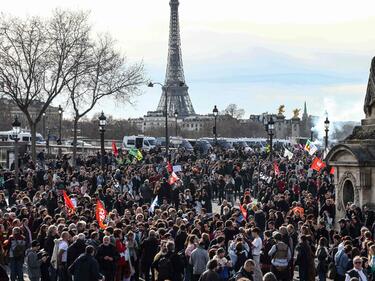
[[291, 117, 301, 139], [327, 118, 375, 223], [275, 114, 286, 139]]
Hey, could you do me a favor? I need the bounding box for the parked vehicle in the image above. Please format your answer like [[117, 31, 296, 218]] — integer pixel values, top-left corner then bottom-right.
[[0, 130, 44, 144], [194, 139, 213, 154], [122, 136, 156, 151], [231, 139, 253, 152], [156, 137, 194, 151], [170, 137, 194, 151]]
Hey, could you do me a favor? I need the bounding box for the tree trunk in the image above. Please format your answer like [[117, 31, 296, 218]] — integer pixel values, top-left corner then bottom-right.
[[30, 122, 37, 162], [72, 117, 79, 167]]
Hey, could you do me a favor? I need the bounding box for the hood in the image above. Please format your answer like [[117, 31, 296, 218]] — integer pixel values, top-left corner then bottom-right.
[[25, 248, 34, 256], [54, 238, 62, 245]]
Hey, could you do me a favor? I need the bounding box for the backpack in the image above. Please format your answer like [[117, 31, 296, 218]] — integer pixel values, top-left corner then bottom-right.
[[218, 266, 230, 279], [12, 240, 26, 259], [158, 256, 172, 280]]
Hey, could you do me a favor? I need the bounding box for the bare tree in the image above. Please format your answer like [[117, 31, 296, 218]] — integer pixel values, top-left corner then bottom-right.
[[222, 104, 245, 119], [66, 34, 145, 165], [0, 10, 91, 161]]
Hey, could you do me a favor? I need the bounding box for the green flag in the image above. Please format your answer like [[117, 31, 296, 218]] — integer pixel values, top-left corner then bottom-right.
[[129, 148, 143, 161]]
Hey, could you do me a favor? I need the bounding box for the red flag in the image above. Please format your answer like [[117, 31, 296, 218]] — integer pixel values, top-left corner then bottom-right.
[[330, 167, 335, 175], [292, 206, 305, 216], [311, 157, 326, 172], [240, 204, 248, 220], [63, 191, 75, 213], [96, 200, 107, 229], [166, 161, 173, 173], [273, 162, 280, 176], [168, 172, 179, 185], [112, 141, 118, 157]]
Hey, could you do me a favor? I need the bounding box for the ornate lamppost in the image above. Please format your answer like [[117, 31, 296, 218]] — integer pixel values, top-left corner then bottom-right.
[[12, 116, 21, 184], [213, 105, 218, 145], [42, 112, 46, 140], [268, 116, 275, 161], [324, 113, 330, 151], [58, 105, 63, 158], [99, 112, 107, 169]]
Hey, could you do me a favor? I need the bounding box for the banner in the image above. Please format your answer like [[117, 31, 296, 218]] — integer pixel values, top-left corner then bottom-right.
[[311, 157, 326, 172], [173, 165, 182, 173], [63, 191, 75, 213], [284, 148, 293, 160], [95, 200, 107, 229], [304, 140, 318, 156]]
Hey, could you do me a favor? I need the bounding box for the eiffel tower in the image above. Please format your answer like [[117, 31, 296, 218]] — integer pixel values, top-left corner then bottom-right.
[[156, 0, 195, 117]]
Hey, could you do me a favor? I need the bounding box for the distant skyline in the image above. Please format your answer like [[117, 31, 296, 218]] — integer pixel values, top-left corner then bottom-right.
[[2, 0, 375, 122]]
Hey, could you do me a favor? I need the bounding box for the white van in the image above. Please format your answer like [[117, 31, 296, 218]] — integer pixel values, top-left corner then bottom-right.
[[0, 130, 44, 143], [122, 136, 156, 151]]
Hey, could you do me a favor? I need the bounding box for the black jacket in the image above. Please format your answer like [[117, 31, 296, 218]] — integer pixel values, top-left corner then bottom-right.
[[140, 236, 159, 267], [96, 243, 119, 271], [67, 239, 87, 267], [199, 270, 220, 281], [68, 254, 103, 281]]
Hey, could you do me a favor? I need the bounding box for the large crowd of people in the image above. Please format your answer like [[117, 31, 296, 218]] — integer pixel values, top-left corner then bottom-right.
[[0, 144, 373, 281]]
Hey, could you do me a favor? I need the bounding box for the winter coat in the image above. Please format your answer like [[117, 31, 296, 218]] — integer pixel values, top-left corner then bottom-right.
[[68, 253, 103, 281], [198, 269, 220, 281], [67, 238, 86, 267], [96, 243, 119, 271], [140, 236, 159, 269], [25, 249, 42, 280]]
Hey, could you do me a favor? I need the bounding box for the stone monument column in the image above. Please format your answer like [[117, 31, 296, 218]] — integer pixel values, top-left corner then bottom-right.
[[291, 117, 301, 139]]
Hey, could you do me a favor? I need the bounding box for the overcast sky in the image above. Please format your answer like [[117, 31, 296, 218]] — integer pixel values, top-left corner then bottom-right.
[[2, 0, 375, 121]]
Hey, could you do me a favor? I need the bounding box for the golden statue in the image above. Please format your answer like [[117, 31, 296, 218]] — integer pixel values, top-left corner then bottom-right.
[[293, 108, 301, 118], [278, 105, 285, 115]]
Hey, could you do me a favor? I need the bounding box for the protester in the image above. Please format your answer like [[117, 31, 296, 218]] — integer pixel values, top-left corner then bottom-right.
[[68, 245, 104, 281]]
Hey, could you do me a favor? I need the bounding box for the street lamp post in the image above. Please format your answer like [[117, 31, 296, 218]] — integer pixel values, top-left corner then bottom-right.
[[46, 128, 50, 156], [12, 116, 21, 184], [58, 105, 63, 158], [310, 130, 314, 142], [42, 112, 46, 140], [268, 117, 275, 161], [148, 81, 185, 159], [99, 112, 107, 169], [324, 113, 330, 151], [213, 105, 218, 145], [174, 109, 178, 136]]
